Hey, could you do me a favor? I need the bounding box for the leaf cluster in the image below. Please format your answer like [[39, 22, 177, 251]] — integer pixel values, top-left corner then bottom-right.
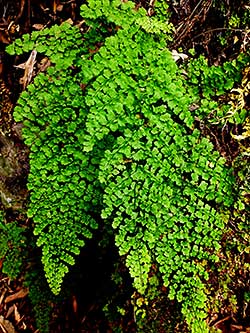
[[185, 53, 249, 123], [7, 25, 104, 294], [7, 22, 82, 70], [6, 1, 240, 331], [14, 67, 103, 294]]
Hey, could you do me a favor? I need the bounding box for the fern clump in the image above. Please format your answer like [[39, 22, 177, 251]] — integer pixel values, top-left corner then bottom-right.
[[7, 1, 238, 331]]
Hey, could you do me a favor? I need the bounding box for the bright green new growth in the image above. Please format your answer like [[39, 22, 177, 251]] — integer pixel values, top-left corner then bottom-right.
[[8, 23, 101, 294], [7, 0, 236, 331]]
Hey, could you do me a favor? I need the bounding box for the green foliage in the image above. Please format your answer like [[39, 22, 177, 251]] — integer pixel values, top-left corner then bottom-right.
[[187, 56, 237, 97], [15, 74, 101, 294], [231, 117, 250, 230], [7, 23, 103, 294], [6, 0, 240, 331], [78, 9, 234, 329], [7, 22, 83, 70], [185, 53, 249, 123], [153, 0, 171, 22], [0, 211, 27, 279]]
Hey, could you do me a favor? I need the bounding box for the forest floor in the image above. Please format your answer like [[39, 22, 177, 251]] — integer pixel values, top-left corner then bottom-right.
[[0, 0, 249, 332]]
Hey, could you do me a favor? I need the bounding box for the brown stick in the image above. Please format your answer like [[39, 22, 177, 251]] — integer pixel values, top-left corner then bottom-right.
[[15, 0, 26, 22], [213, 315, 231, 328], [5, 288, 29, 303]]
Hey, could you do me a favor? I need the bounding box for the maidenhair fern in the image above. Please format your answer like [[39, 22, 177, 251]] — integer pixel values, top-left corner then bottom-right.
[[184, 52, 249, 123], [7, 0, 238, 331], [8, 22, 103, 294]]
